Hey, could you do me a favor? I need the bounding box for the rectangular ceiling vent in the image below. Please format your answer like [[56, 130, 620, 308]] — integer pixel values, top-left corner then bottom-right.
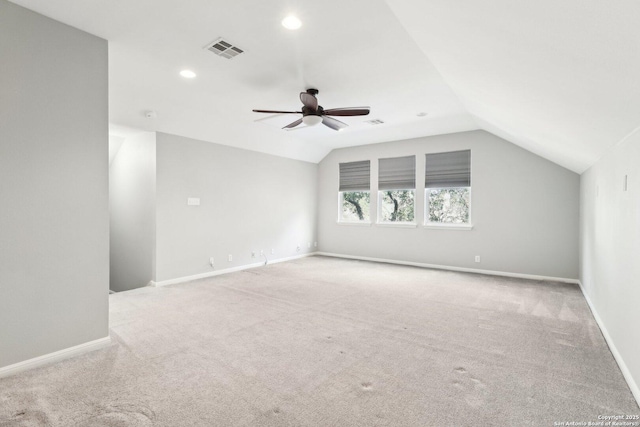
[[205, 37, 244, 59], [366, 119, 385, 125]]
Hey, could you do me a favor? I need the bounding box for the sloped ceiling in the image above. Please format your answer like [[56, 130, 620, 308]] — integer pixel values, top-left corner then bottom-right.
[[385, 0, 640, 173], [8, 0, 640, 172]]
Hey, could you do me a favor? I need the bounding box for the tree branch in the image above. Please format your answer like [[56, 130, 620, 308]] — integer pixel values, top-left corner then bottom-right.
[[346, 199, 364, 220]]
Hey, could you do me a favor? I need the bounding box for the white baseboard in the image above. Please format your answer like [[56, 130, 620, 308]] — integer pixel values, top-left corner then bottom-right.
[[150, 252, 316, 287], [0, 336, 112, 379], [316, 252, 579, 284], [578, 281, 640, 406]]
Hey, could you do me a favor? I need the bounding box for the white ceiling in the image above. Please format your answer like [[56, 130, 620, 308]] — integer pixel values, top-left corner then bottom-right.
[[385, 0, 640, 173], [10, 0, 640, 172]]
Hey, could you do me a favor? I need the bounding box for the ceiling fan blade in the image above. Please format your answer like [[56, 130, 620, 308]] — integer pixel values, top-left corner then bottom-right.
[[324, 107, 370, 116], [300, 92, 318, 110], [285, 125, 311, 132], [322, 116, 348, 131], [254, 113, 286, 122], [253, 109, 301, 114], [282, 118, 303, 129]]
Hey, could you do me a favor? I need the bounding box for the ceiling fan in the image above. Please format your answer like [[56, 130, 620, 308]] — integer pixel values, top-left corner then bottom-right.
[[253, 89, 370, 131]]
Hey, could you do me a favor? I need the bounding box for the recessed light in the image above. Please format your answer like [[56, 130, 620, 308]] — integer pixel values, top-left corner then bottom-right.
[[179, 70, 196, 79], [417, 112, 428, 117], [282, 15, 302, 30]]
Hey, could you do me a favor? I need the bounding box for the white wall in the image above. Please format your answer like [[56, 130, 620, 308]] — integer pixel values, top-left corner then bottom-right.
[[580, 130, 640, 401], [108, 135, 125, 166], [0, 1, 109, 367], [318, 130, 580, 279], [154, 132, 318, 283], [109, 132, 156, 292]]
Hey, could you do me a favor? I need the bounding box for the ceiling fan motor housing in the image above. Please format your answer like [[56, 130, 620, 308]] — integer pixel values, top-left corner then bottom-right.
[[302, 105, 323, 117]]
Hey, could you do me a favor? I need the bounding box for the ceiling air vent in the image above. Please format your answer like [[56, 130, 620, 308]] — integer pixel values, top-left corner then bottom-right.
[[205, 37, 244, 59], [366, 119, 385, 125]]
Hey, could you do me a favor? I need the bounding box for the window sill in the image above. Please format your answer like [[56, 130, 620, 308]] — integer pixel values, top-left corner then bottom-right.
[[336, 221, 372, 227], [423, 223, 474, 231], [376, 222, 417, 228]]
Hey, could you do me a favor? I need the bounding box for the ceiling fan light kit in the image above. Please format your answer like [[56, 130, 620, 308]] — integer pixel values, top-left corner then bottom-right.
[[253, 88, 370, 131], [302, 115, 322, 126]]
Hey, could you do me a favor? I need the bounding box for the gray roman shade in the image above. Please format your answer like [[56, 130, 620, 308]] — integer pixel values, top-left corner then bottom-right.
[[339, 160, 370, 191], [425, 150, 471, 188], [378, 156, 416, 190]]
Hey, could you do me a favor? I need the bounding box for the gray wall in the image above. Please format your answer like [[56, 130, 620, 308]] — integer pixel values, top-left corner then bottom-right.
[[580, 131, 640, 399], [318, 130, 580, 279], [154, 132, 318, 282], [0, 1, 109, 367], [110, 132, 156, 292]]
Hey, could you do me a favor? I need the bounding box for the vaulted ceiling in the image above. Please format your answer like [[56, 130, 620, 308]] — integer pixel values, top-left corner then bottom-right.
[[386, 0, 640, 173], [10, 0, 640, 172]]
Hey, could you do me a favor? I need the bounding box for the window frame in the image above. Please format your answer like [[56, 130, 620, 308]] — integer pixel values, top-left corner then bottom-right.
[[337, 160, 372, 225], [377, 155, 416, 226], [423, 149, 472, 230]]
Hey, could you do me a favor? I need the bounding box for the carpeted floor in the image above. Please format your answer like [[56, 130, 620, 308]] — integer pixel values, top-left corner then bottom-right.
[[0, 256, 638, 426]]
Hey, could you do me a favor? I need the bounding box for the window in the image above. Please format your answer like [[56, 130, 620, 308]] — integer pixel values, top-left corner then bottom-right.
[[338, 160, 370, 222], [425, 150, 471, 225], [378, 156, 416, 223], [380, 190, 414, 222], [341, 191, 370, 222]]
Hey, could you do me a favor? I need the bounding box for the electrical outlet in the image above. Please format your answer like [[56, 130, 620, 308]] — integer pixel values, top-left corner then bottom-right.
[[296, 245, 301, 252], [251, 251, 256, 258], [475, 255, 480, 263], [271, 248, 275, 255], [209, 257, 214, 267], [260, 250, 264, 256], [228, 254, 233, 262]]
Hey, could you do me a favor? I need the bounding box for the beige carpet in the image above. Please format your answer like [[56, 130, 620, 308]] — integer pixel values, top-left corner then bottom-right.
[[0, 256, 638, 426]]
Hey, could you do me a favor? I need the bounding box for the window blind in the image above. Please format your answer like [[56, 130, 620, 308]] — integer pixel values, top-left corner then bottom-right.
[[339, 160, 370, 191], [425, 150, 471, 188], [378, 156, 416, 190]]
